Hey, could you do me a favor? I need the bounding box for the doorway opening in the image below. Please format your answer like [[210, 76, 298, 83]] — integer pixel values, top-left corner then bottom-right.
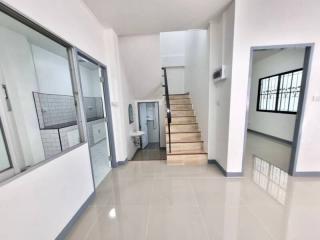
[[132, 102, 165, 161], [244, 45, 312, 176]]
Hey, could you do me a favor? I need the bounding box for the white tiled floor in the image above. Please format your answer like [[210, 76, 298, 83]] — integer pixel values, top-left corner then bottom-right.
[[65, 135, 320, 240]]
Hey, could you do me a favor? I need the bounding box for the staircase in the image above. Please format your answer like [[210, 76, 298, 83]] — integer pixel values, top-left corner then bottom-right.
[[166, 93, 208, 165]]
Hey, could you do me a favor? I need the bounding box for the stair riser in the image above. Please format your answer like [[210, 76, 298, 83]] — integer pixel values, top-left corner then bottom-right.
[[166, 142, 203, 152], [167, 154, 208, 165], [166, 124, 198, 133], [171, 111, 194, 117], [171, 105, 193, 111], [170, 99, 191, 105], [171, 117, 196, 124], [166, 133, 201, 142], [169, 95, 189, 100]]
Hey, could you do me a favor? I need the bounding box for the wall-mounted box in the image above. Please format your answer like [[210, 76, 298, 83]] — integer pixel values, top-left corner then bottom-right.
[[213, 65, 227, 82]]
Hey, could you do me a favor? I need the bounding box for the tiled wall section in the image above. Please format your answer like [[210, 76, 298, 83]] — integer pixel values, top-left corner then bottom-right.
[[40, 130, 61, 159], [39, 93, 77, 127], [33, 92, 104, 128], [40, 126, 80, 159], [34, 92, 105, 158], [83, 97, 104, 120], [33, 93, 45, 129]]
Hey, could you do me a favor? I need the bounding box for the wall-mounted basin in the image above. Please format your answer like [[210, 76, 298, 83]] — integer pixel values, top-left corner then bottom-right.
[[130, 131, 145, 137]]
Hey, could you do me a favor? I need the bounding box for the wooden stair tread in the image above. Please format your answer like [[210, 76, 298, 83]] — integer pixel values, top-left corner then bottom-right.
[[166, 130, 200, 133], [166, 116, 195, 118], [170, 103, 192, 105], [168, 140, 204, 143], [166, 131, 200, 134], [171, 109, 193, 112], [169, 93, 189, 96]]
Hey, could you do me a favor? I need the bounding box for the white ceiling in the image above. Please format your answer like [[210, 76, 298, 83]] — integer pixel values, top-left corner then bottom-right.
[[83, 0, 232, 36]]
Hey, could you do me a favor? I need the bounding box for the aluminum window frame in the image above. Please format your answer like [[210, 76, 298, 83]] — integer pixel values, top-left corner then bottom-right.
[[256, 68, 303, 114], [0, 117, 13, 173], [0, 2, 112, 186]]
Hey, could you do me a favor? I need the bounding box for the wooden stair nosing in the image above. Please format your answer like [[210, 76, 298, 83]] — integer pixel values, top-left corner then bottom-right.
[[169, 93, 189, 96], [166, 131, 200, 134], [170, 103, 192, 105], [167, 152, 207, 156], [167, 116, 195, 118], [171, 109, 193, 112], [167, 140, 204, 144], [166, 130, 200, 134], [166, 122, 197, 126], [169, 97, 190, 100]]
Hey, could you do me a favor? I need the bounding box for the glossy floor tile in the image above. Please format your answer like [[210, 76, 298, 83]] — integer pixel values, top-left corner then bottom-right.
[[66, 158, 320, 240]]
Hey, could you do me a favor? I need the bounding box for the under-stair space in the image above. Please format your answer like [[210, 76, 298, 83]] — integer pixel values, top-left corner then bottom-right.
[[166, 93, 207, 165]]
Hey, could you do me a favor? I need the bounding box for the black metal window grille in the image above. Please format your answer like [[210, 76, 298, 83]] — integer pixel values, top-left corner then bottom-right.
[[257, 69, 303, 114]]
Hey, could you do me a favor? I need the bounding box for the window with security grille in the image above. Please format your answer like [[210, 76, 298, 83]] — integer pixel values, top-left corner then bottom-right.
[[257, 69, 303, 114]]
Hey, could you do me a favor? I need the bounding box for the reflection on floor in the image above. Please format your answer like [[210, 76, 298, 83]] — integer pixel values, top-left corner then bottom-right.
[[245, 131, 292, 172], [90, 139, 111, 187], [131, 143, 166, 161], [65, 156, 320, 240]]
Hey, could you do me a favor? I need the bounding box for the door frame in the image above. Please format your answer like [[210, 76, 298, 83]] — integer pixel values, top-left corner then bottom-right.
[[74, 49, 117, 188], [137, 101, 161, 149], [243, 43, 314, 176]]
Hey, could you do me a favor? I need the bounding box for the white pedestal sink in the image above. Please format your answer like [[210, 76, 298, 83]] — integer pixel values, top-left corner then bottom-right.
[[130, 131, 145, 146]]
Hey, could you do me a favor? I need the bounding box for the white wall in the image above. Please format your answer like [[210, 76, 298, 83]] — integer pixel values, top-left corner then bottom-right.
[[0, 144, 93, 240], [160, 31, 186, 67], [119, 34, 162, 99], [119, 34, 164, 156], [228, 0, 320, 173], [31, 45, 74, 96], [248, 48, 305, 142], [0, 0, 126, 239], [207, 2, 235, 169], [185, 29, 210, 151], [166, 67, 185, 94], [160, 31, 186, 94], [79, 65, 101, 97]]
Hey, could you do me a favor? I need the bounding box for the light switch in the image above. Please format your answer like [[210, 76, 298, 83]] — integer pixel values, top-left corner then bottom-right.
[[312, 96, 320, 102]]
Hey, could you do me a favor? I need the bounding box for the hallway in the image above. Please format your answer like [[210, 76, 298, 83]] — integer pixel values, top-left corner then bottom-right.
[[132, 143, 166, 161], [65, 159, 320, 240]]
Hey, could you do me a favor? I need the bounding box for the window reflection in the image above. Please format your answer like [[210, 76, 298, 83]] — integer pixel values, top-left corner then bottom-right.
[[0, 10, 81, 179], [253, 156, 288, 205]]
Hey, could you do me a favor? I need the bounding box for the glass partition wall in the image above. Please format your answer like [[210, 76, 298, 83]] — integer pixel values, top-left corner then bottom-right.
[[77, 55, 112, 187], [0, 5, 115, 184]]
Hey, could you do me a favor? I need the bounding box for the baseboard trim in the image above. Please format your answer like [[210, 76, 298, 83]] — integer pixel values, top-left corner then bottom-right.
[[56, 192, 95, 240], [208, 159, 243, 177], [248, 129, 292, 145], [117, 158, 128, 166], [293, 171, 320, 177]]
